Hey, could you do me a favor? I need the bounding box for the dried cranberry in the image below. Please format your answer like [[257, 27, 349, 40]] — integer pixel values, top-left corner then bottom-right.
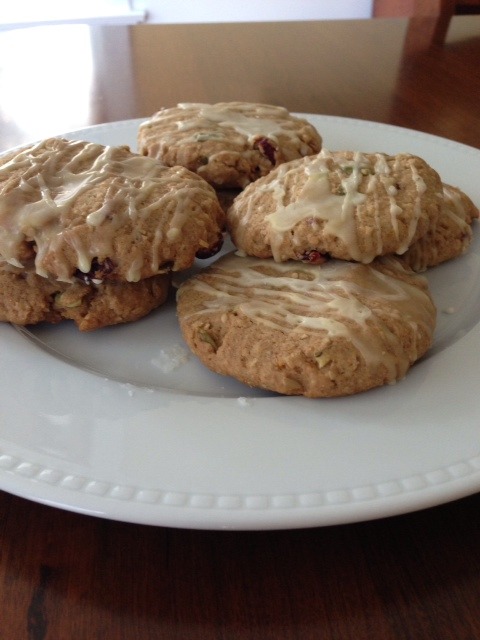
[[196, 234, 224, 259], [301, 250, 328, 265], [254, 137, 277, 165], [75, 257, 115, 284]]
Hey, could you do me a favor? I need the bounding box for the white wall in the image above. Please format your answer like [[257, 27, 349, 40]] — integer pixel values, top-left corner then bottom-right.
[[1, 1, 145, 30], [132, 0, 374, 24], [1, 0, 373, 30]]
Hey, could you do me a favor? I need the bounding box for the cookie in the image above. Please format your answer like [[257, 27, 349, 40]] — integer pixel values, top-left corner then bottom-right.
[[400, 183, 478, 271], [227, 149, 443, 264], [137, 102, 322, 189], [0, 137, 225, 284], [0, 268, 171, 331], [176, 252, 436, 397]]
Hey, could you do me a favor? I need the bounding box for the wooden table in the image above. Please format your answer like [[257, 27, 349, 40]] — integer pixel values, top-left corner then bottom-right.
[[1, 16, 480, 640]]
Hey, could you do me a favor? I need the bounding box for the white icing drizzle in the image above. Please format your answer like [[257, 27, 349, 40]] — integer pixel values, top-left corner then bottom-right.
[[139, 102, 319, 166], [0, 139, 215, 282], [442, 183, 475, 230], [233, 150, 434, 263], [176, 102, 290, 143], [374, 154, 403, 243], [397, 160, 427, 254], [179, 254, 436, 383], [403, 183, 475, 271], [266, 152, 367, 261]]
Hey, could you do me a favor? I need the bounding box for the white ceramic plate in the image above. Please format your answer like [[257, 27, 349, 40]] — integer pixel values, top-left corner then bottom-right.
[[1, 115, 480, 531]]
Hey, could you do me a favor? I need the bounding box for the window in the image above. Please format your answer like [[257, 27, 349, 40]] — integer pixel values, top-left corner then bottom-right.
[[1, 0, 145, 29]]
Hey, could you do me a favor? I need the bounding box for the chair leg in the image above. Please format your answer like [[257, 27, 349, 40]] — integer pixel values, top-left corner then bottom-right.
[[374, 0, 456, 19], [398, 0, 457, 51], [403, 16, 450, 53]]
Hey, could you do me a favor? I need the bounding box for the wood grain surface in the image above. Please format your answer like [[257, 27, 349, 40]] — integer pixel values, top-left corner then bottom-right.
[[1, 491, 480, 639]]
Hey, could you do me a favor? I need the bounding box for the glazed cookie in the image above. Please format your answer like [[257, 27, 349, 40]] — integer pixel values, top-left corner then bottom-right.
[[227, 149, 443, 264], [0, 137, 225, 283], [399, 183, 478, 271], [0, 268, 171, 331], [176, 252, 437, 397], [137, 102, 322, 188]]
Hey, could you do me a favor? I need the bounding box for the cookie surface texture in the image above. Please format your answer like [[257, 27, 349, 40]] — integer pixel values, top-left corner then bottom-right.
[[0, 137, 225, 283], [400, 184, 478, 271], [137, 102, 322, 189], [176, 253, 437, 397], [227, 150, 443, 263], [0, 269, 171, 331]]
